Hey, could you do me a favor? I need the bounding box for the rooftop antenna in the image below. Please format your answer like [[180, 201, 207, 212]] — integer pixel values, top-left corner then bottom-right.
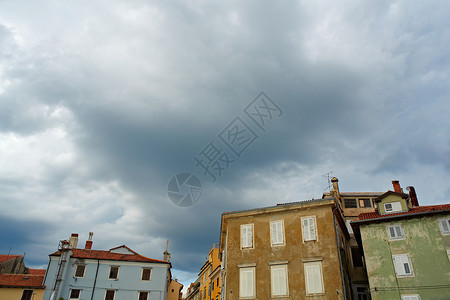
[[322, 171, 334, 192]]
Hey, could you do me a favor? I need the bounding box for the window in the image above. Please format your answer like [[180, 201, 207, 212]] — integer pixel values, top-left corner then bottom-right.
[[439, 218, 450, 234], [20, 290, 33, 300], [105, 290, 115, 300], [355, 286, 369, 300], [141, 268, 151, 281], [239, 267, 255, 298], [109, 266, 119, 279], [304, 261, 324, 294], [359, 199, 371, 208], [302, 217, 317, 241], [270, 220, 284, 246], [138, 292, 148, 300], [384, 201, 402, 213], [351, 247, 364, 268], [74, 265, 86, 278], [393, 254, 414, 277], [344, 198, 357, 208], [70, 289, 81, 299], [402, 295, 420, 300], [271, 264, 288, 297], [387, 225, 404, 240], [241, 224, 254, 249]]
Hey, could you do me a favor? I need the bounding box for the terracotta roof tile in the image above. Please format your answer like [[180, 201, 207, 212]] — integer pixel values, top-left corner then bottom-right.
[[355, 204, 450, 221], [0, 255, 21, 263], [49, 247, 169, 264], [29, 269, 46, 276], [0, 274, 44, 288]]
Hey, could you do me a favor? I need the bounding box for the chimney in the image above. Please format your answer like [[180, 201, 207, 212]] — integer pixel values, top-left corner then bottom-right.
[[85, 232, 94, 250], [69, 233, 79, 248], [406, 186, 419, 207], [331, 177, 340, 194], [163, 240, 171, 262], [392, 180, 402, 193]]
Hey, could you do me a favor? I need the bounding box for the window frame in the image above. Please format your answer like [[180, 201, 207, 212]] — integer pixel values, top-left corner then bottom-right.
[[303, 261, 324, 295], [138, 291, 148, 300], [20, 289, 33, 300], [392, 254, 414, 277], [344, 198, 357, 208], [351, 247, 364, 268], [270, 264, 289, 297], [74, 264, 86, 278], [359, 198, 371, 208], [439, 218, 450, 235], [108, 266, 120, 280], [70, 289, 81, 299], [301, 216, 317, 242], [270, 220, 285, 247], [384, 201, 402, 213], [141, 268, 152, 281], [105, 290, 115, 300], [387, 224, 405, 240], [239, 266, 256, 299], [241, 224, 254, 249]]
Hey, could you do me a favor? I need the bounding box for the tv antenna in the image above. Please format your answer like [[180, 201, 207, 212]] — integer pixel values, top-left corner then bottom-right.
[[322, 171, 334, 192]]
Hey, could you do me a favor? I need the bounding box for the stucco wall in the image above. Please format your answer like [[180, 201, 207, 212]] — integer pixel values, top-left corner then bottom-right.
[[0, 287, 44, 300], [223, 200, 347, 299], [361, 213, 450, 300]]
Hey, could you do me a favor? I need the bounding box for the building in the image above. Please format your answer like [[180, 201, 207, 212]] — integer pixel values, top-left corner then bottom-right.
[[167, 278, 183, 300], [42, 233, 172, 300], [0, 255, 28, 274], [187, 243, 221, 300], [351, 182, 450, 299], [0, 273, 45, 300], [323, 177, 384, 298], [219, 197, 352, 299]]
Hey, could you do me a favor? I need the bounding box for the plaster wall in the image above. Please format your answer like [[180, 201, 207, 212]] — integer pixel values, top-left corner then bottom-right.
[[0, 287, 44, 300]]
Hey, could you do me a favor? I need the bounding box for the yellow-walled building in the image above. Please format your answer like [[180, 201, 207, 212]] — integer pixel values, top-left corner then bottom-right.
[[0, 273, 45, 300], [189, 243, 221, 300]]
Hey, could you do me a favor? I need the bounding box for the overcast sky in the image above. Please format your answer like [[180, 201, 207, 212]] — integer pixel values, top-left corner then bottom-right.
[[1, 0, 449, 288]]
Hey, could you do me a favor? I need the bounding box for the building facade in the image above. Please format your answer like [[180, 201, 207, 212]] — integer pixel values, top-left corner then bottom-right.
[[352, 187, 450, 300], [42, 233, 171, 300], [219, 198, 352, 300], [0, 273, 45, 300]]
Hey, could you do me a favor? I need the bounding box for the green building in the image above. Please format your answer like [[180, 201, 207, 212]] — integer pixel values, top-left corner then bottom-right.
[[352, 186, 450, 300]]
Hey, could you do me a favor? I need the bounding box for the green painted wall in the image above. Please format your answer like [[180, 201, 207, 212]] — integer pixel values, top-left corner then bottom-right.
[[377, 194, 408, 214], [360, 213, 450, 300]]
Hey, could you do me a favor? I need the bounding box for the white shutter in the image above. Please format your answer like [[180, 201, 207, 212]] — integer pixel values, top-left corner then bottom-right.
[[241, 224, 253, 248], [271, 265, 287, 296], [304, 262, 323, 294], [439, 219, 450, 234], [271, 221, 284, 246], [240, 267, 255, 298], [393, 254, 412, 276], [402, 295, 420, 300], [303, 217, 317, 241]]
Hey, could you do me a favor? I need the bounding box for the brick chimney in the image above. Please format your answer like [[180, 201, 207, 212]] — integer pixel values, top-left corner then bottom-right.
[[85, 232, 94, 250], [69, 233, 78, 248], [406, 186, 419, 207], [392, 180, 402, 193]]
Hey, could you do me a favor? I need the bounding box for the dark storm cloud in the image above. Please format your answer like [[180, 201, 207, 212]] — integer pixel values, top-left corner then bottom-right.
[[0, 0, 449, 285]]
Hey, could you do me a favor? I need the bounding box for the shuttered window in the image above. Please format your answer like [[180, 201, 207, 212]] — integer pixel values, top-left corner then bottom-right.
[[270, 221, 284, 246], [393, 254, 414, 277], [141, 268, 151, 281], [239, 267, 255, 298], [109, 266, 119, 279], [304, 261, 324, 294], [74, 265, 85, 278], [20, 290, 33, 300], [387, 225, 404, 240], [271, 264, 288, 296], [439, 218, 450, 234], [241, 224, 254, 249], [105, 290, 115, 300], [138, 292, 148, 300], [70, 289, 81, 299], [302, 217, 317, 241], [384, 201, 402, 213]]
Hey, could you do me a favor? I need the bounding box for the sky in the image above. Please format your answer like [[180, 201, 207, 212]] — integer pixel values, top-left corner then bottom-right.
[[1, 0, 449, 289]]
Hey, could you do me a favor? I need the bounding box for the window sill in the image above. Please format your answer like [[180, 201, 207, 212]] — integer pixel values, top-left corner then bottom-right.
[[306, 292, 326, 297]]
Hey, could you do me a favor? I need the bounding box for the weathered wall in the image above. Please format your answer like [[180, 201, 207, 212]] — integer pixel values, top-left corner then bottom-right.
[[224, 200, 347, 299], [0, 287, 44, 300], [361, 214, 450, 300]]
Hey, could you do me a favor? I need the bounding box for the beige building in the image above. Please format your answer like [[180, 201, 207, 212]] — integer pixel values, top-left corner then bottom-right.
[[219, 197, 352, 299], [0, 273, 45, 300], [168, 279, 183, 300]]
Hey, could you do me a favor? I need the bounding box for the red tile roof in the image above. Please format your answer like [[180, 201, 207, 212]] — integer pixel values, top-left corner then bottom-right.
[[29, 269, 46, 276], [355, 204, 450, 222], [49, 247, 169, 264], [0, 274, 44, 288], [0, 255, 21, 263]]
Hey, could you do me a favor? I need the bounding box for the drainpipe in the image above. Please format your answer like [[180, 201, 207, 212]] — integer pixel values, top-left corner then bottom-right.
[[333, 205, 347, 300], [90, 259, 100, 300]]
